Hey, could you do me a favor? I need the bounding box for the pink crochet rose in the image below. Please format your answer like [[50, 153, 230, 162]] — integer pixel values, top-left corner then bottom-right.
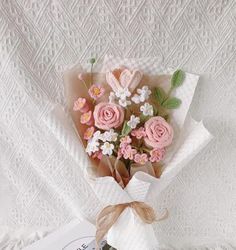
[[144, 116, 173, 148], [93, 102, 124, 130]]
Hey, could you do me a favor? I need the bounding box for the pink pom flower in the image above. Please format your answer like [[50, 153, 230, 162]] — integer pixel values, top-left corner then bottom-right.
[[120, 136, 132, 147], [149, 148, 165, 163], [88, 84, 105, 100], [134, 153, 148, 165], [131, 127, 146, 139], [73, 98, 89, 113], [144, 116, 173, 148], [93, 102, 124, 130], [78, 73, 84, 81], [84, 127, 95, 140], [80, 111, 94, 126], [123, 145, 137, 160]]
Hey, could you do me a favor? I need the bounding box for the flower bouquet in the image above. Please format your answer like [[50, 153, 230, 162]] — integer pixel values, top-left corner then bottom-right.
[[47, 56, 212, 250]]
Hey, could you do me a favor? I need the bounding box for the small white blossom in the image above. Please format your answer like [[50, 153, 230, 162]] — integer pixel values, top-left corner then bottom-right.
[[109, 92, 116, 103], [119, 98, 131, 107], [101, 142, 114, 156], [93, 131, 102, 141], [137, 86, 152, 102], [139, 95, 146, 103], [86, 139, 99, 155], [103, 129, 118, 142], [116, 88, 131, 100], [131, 94, 141, 104], [98, 133, 106, 142], [127, 115, 140, 129], [140, 103, 154, 116]]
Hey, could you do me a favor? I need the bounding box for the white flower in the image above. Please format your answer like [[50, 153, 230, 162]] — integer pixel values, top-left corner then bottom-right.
[[127, 115, 140, 129], [109, 92, 116, 103], [98, 133, 106, 142], [119, 98, 131, 107], [101, 142, 114, 156], [93, 131, 102, 141], [131, 94, 141, 104], [116, 88, 131, 100], [140, 103, 154, 116], [86, 139, 99, 155], [137, 86, 151, 102], [103, 129, 118, 142]]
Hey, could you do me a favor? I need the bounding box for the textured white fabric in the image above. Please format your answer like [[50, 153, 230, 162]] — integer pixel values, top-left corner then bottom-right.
[[0, 0, 236, 249]]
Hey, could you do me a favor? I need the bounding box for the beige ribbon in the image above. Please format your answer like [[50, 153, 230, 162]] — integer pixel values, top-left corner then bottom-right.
[[95, 201, 168, 249]]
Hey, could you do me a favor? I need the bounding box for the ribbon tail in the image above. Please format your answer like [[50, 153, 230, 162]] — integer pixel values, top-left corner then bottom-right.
[[96, 204, 126, 249]]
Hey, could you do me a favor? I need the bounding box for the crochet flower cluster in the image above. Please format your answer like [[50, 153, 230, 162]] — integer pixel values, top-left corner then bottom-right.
[[73, 62, 185, 177]]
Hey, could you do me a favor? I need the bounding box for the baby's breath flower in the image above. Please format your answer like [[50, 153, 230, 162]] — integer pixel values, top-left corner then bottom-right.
[[140, 103, 154, 116], [127, 115, 140, 129]]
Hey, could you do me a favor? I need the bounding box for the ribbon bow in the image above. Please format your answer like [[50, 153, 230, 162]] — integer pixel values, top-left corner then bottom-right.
[[96, 201, 168, 249]]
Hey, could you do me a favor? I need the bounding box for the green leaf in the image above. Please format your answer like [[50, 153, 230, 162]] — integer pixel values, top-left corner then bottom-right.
[[121, 121, 132, 136], [171, 69, 185, 88], [154, 87, 167, 104], [162, 97, 182, 109]]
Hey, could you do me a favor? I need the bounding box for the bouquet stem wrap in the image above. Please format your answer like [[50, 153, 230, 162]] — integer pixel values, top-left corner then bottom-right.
[[96, 201, 157, 249]]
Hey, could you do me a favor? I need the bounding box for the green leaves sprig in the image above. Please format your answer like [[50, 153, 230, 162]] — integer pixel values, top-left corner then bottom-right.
[[162, 97, 182, 109], [153, 69, 185, 109]]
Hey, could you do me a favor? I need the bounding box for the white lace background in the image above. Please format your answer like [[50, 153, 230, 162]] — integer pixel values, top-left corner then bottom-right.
[[0, 0, 236, 249]]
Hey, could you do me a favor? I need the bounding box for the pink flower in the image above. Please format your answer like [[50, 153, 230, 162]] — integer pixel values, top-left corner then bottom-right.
[[80, 111, 94, 125], [93, 102, 124, 130], [131, 127, 146, 139], [123, 145, 137, 160], [149, 148, 165, 163], [92, 150, 103, 160], [78, 73, 84, 81], [144, 116, 173, 148], [84, 127, 95, 140], [88, 84, 105, 100], [134, 153, 148, 165], [73, 98, 89, 113], [120, 136, 132, 147]]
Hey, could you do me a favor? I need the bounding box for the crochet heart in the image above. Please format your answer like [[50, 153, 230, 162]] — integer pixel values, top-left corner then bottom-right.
[[106, 68, 143, 93], [120, 69, 143, 92]]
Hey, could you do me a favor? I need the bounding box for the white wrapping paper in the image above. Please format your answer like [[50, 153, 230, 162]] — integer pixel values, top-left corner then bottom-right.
[[44, 57, 212, 250]]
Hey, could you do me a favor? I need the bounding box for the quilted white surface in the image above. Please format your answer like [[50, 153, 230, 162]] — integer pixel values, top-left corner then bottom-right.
[[0, 0, 236, 249]]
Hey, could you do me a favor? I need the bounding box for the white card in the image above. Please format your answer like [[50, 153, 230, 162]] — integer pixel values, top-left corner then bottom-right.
[[23, 219, 107, 250]]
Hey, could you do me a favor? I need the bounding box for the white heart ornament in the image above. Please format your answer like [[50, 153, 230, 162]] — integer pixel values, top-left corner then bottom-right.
[[106, 71, 123, 92], [120, 69, 143, 92]]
